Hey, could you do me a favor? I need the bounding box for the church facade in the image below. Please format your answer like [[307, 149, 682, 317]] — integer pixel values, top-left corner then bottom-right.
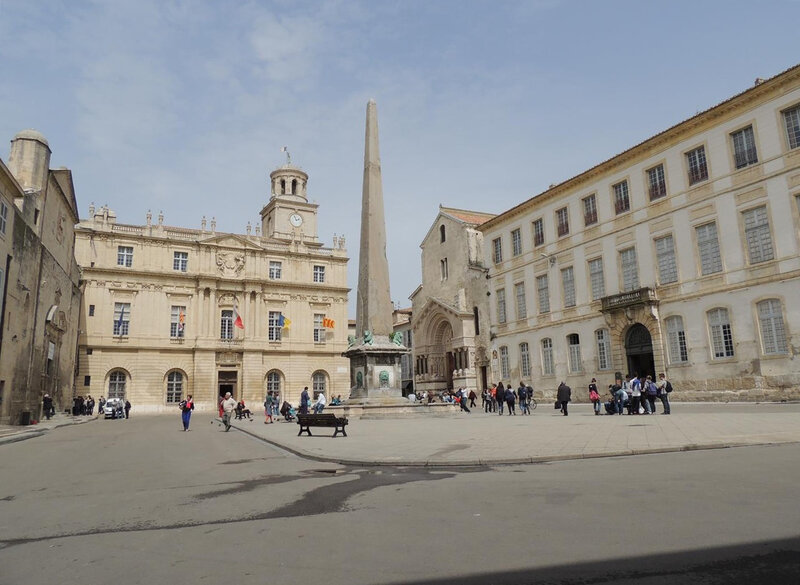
[[74, 163, 350, 412], [479, 64, 800, 401]]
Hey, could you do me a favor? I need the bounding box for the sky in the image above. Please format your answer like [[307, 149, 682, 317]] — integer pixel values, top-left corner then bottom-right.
[[1, 0, 798, 317]]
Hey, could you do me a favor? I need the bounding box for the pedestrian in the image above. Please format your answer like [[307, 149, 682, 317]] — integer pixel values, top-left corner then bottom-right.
[[658, 373, 672, 414], [179, 394, 194, 431], [299, 387, 310, 415], [614, 382, 627, 415], [98, 396, 106, 415], [505, 384, 516, 415], [468, 389, 477, 408], [490, 384, 498, 413], [518, 383, 529, 415], [124, 399, 131, 419], [42, 394, 54, 420], [496, 382, 505, 415], [264, 390, 275, 424], [86, 395, 94, 416], [457, 388, 471, 413], [221, 392, 236, 431], [645, 375, 658, 414], [556, 381, 571, 416], [312, 391, 326, 414], [588, 379, 601, 415]]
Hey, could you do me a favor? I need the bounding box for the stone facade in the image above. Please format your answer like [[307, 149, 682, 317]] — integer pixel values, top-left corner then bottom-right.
[[0, 131, 81, 424], [410, 207, 495, 395], [478, 65, 800, 402], [74, 163, 350, 413]]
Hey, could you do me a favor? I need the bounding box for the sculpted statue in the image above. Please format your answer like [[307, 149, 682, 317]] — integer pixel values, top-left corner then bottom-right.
[[391, 331, 403, 346], [379, 370, 390, 387], [363, 330, 373, 345], [356, 371, 364, 388], [347, 335, 356, 348]]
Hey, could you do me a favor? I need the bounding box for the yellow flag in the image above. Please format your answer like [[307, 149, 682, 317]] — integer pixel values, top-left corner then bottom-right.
[[283, 317, 291, 330]]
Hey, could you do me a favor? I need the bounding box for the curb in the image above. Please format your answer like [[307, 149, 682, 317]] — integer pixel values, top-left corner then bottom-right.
[[0, 416, 99, 447]]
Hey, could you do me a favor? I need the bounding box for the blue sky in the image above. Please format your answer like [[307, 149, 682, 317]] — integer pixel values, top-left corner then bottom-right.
[[1, 0, 798, 316]]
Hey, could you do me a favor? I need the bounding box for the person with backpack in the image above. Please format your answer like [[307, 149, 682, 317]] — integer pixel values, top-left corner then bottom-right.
[[657, 373, 672, 415], [518, 382, 530, 415], [588, 379, 601, 415], [505, 384, 516, 415], [645, 375, 658, 414]]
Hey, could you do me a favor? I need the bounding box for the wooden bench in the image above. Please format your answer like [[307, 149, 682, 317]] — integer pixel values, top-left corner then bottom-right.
[[297, 413, 349, 437]]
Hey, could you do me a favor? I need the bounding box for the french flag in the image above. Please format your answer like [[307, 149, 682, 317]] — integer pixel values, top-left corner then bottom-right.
[[233, 301, 244, 330]]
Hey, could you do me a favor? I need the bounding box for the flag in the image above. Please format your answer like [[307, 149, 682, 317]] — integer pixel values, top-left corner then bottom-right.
[[178, 310, 185, 333], [278, 314, 291, 329], [116, 305, 125, 334], [323, 318, 335, 328], [233, 302, 244, 330]]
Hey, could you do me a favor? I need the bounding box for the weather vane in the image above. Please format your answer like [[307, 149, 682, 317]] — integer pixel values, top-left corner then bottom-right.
[[281, 146, 292, 165]]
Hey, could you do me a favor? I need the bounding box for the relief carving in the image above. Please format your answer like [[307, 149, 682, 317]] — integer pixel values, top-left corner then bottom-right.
[[216, 251, 245, 277]]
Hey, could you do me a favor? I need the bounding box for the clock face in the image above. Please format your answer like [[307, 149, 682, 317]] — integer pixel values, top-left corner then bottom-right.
[[289, 213, 303, 227]]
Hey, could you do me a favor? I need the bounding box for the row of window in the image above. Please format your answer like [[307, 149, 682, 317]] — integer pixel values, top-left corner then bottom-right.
[[115, 246, 327, 282], [491, 105, 800, 263], [495, 201, 788, 320], [98, 369, 329, 403], [108, 302, 332, 342], [496, 299, 789, 379]]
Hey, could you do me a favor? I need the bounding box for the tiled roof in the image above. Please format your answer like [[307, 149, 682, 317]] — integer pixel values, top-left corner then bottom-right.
[[440, 206, 495, 225]]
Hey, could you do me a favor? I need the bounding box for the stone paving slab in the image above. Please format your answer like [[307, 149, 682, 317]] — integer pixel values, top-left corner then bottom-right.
[[229, 402, 800, 466]]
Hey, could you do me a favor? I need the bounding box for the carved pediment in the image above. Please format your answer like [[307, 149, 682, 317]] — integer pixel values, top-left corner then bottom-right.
[[200, 233, 262, 250]]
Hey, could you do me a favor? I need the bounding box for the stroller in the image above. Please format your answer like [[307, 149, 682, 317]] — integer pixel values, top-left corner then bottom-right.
[[280, 401, 296, 422]]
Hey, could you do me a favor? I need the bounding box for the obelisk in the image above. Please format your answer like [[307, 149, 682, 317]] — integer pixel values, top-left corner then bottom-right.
[[344, 100, 409, 401]]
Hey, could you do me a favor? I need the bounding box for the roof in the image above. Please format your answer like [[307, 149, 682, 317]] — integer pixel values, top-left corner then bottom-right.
[[440, 206, 496, 226], [13, 129, 49, 147], [479, 62, 800, 232]]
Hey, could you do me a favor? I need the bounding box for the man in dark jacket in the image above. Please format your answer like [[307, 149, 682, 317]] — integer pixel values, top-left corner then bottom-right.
[[557, 382, 571, 416]]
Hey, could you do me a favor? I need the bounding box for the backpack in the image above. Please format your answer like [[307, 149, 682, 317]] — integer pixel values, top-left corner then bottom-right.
[[665, 381, 673, 394], [647, 381, 658, 395]]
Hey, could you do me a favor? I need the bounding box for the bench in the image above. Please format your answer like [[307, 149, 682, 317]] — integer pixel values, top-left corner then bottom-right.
[[297, 413, 349, 437]]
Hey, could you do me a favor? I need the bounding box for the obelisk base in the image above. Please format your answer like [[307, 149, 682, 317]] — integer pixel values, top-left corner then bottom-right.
[[343, 335, 409, 404]]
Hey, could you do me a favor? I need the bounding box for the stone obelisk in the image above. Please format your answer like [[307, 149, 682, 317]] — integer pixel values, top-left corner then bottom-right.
[[344, 100, 409, 401]]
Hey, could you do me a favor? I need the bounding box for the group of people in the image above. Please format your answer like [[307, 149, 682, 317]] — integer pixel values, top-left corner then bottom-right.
[[589, 373, 673, 415], [71, 395, 95, 416], [481, 382, 535, 415]]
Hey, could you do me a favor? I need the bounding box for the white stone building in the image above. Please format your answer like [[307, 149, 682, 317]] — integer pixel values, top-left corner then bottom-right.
[[479, 64, 800, 401], [74, 163, 350, 412]]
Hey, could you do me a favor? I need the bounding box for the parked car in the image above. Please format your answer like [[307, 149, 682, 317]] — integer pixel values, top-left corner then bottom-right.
[[104, 398, 125, 419]]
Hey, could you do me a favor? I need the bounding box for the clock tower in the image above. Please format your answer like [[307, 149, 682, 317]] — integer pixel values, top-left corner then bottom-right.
[[260, 161, 320, 242]]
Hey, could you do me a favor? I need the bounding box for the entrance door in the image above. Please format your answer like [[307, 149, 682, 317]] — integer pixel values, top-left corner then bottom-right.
[[480, 366, 488, 392], [625, 324, 655, 379], [445, 352, 455, 390], [218, 370, 238, 399]]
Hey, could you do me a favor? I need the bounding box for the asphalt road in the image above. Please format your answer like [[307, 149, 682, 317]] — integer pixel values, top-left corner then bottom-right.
[[1, 414, 798, 584]]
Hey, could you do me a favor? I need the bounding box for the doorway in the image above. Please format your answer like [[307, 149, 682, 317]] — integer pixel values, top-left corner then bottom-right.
[[625, 324, 655, 379], [445, 352, 455, 390], [218, 370, 238, 399]]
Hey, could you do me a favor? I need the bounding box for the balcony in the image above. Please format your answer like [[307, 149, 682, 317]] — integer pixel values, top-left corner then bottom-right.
[[600, 287, 658, 312]]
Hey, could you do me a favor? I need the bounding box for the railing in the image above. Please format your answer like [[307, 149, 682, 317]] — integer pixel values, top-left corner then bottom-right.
[[601, 287, 658, 312]]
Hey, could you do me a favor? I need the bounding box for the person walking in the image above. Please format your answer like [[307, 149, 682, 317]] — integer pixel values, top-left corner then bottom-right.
[[489, 384, 498, 413], [496, 382, 505, 415], [98, 396, 106, 416], [505, 384, 516, 415], [588, 379, 601, 415], [179, 394, 194, 431], [457, 388, 471, 413], [468, 389, 477, 409], [518, 382, 529, 415], [42, 394, 54, 420], [124, 400, 131, 419], [557, 382, 571, 416], [264, 390, 275, 424], [221, 392, 236, 431], [657, 373, 671, 414], [86, 395, 95, 416], [299, 387, 310, 415]]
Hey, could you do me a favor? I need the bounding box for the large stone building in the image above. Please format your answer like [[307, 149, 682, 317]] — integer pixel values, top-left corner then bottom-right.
[[74, 162, 350, 412], [0, 131, 81, 424], [410, 206, 495, 395], [478, 64, 800, 401]]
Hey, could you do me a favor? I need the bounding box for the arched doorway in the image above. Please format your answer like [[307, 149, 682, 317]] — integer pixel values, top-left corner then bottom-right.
[[625, 323, 655, 379], [432, 319, 454, 390]]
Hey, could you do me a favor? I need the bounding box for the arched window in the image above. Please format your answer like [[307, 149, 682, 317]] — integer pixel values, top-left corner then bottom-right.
[[267, 371, 282, 394], [440, 224, 446, 243], [108, 370, 126, 399], [665, 316, 688, 363], [707, 308, 734, 359], [519, 342, 531, 378], [166, 371, 183, 403], [541, 338, 554, 376], [312, 371, 327, 398], [757, 299, 788, 355], [499, 346, 510, 379], [595, 329, 611, 370], [567, 334, 582, 373]]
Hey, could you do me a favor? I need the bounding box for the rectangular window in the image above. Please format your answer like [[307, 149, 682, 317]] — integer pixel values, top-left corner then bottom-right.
[[595, 329, 611, 370], [758, 299, 788, 355], [499, 346, 510, 379], [541, 338, 554, 376], [620, 248, 639, 291], [269, 261, 282, 279], [742, 205, 774, 264], [496, 289, 507, 324], [117, 246, 133, 267], [0, 200, 8, 234], [173, 251, 188, 272], [783, 104, 800, 150], [731, 126, 758, 169], [313, 265, 325, 283], [588, 258, 605, 300], [84, 375, 91, 386], [567, 334, 582, 373], [582, 194, 598, 226], [514, 282, 527, 320], [88, 304, 95, 317], [647, 164, 667, 200], [561, 266, 575, 308], [220, 310, 233, 340], [536, 274, 550, 314], [708, 308, 734, 358], [696, 222, 722, 275], [686, 146, 709, 185], [440, 258, 448, 280], [511, 228, 522, 256], [313, 313, 326, 343], [613, 181, 630, 214], [655, 235, 678, 284], [113, 302, 130, 336], [532, 219, 544, 247], [170, 306, 186, 338], [86, 348, 93, 355], [556, 207, 569, 237], [268, 311, 282, 341], [519, 343, 531, 378], [492, 238, 503, 264], [666, 316, 689, 363]]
